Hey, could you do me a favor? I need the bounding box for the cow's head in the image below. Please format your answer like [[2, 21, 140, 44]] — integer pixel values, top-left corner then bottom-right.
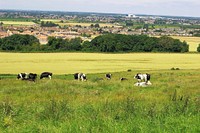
[[134, 73, 141, 79], [17, 74, 21, 79]]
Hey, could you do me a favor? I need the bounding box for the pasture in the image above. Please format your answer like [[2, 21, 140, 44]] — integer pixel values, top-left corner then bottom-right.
[[0, 52, 200, 74], [0, 69, 199, 132], [0, 52, 199, 132]]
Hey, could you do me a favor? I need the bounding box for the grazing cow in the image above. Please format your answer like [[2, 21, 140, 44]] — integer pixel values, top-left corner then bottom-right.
[[74, 73, 87, 81], [17, 73, 28, 80], [27, 73, 37, 81], [134, 81, 152, 87], [105, 73, 112, 80], [40, 72, 53, 79], [18, 73, 37, 81], [120, 77, 128, 81], [134, 73, 150, 83]]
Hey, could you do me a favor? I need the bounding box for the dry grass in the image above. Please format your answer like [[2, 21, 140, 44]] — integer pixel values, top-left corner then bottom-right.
[[0, 52, 199, 74], [1, 21, 35, 26], [56, 22, 121, 27]]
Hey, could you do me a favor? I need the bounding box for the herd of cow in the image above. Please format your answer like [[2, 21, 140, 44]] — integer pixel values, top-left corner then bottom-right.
[[17, 72, 52, 81], [17, 72, 152, 87]]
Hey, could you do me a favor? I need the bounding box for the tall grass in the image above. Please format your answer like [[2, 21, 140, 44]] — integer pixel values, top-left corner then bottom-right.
[[0, 70, 199, 132]]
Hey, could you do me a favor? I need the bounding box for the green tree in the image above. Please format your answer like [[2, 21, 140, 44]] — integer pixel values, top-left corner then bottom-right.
[[1, 34, 40, 51], [94, 23, 100, 28], [197, 44, 200, 52]]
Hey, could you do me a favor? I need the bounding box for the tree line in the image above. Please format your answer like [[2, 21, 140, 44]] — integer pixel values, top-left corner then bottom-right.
[[0, 34, 193, 52]]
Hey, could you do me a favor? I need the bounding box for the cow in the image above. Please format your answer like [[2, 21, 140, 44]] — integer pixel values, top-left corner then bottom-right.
[[134, 81, 152, 87], [17, 73, 28, 80], [27, 73, 37, 81], [134, 73, 151, 83], [74, 73, 87, 81], [40, 72, 53, 79], [17, 73, 37, 81], [105, 73, 112, 80]]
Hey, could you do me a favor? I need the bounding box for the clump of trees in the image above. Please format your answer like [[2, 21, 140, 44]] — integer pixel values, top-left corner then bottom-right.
[[0, 34, 189, 53], [45, 37, 82, 51], [41, 21, 59, 27], [82, 34, 189, 52], [0, 34, 40, 51]]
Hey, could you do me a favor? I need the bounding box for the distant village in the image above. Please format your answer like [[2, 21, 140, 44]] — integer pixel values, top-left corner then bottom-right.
[[0, 10, 200, 44]]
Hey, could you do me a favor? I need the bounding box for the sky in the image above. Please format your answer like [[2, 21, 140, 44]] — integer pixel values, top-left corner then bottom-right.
[[0, 0, 200, 17]]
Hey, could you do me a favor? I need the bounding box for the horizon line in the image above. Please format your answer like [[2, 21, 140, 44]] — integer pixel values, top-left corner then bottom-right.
[[0, 9, 200, 19]]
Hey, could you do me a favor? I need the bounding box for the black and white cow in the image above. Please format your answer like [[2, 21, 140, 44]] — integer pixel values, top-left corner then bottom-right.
[[74, 73, 87, 81], [27, 73, 37, 81], [17, 73, 28, 80], [17, 73, 37, 81], [134, 73, 151, 83], [105, 73, 112, 80], [134, 81, 151, 87], [40, 72, 53, 79]]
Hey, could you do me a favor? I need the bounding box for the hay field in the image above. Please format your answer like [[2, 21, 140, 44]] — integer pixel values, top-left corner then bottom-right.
[[0, 52, 199, 74], [171, 36, 200, 52], [57, 22, 121, 27], [1, 21, 35, 26]]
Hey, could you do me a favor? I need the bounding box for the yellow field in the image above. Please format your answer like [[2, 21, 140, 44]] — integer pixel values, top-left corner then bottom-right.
[[1, 21, 35, 26], [57, 22, 121, 27], [40, 19, 61, 22], [171, 36, 200, 52], [0, 52, 199, 74]]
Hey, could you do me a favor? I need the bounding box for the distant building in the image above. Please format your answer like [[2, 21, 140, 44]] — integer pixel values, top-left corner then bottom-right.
[[127, 14, 136, 18]]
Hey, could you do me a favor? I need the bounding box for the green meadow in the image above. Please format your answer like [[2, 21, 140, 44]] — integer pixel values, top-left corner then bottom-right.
[[0, 69, 199, 132]]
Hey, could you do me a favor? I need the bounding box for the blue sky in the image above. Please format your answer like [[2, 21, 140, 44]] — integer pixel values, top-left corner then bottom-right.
[[0, 0, 200, 17]]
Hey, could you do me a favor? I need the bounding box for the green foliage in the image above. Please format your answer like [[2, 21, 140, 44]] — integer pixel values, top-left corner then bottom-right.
[[0, 34, 189, 53], [125, 21, 133, 26], [41, 21, 59, 27], [46, 36, 82, 51], [197, 44, 200, 52], [0, 34, 40, 51], [155, 36, 189, 52], [82, 34, 189, 52], [91, 23, 100, 28]]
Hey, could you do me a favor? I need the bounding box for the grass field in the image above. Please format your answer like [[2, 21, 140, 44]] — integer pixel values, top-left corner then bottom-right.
[[0, 52, 200, 74], [0, 21, 36, 26], [40, 19, 120, 27], [0, 69, 199, 132], [0, 52, 199, 132], [56, 22, 121, 27]]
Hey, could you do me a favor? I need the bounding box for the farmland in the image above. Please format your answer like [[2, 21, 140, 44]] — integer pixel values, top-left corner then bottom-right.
[[0, 52, 200, 74], [0, 21, 35, 26], [0, 52, 200, 132], [0, 69, 199, 132], [0, 10, 200, 132]]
